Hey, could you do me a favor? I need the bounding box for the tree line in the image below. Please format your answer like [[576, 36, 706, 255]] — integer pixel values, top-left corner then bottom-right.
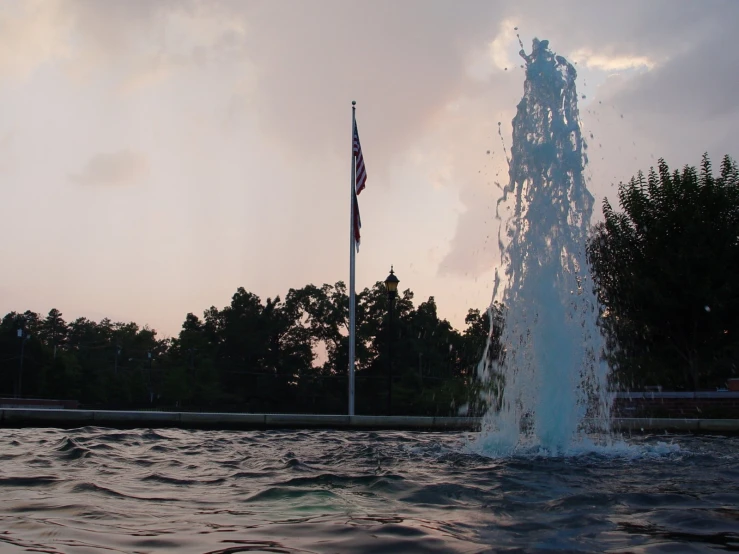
[[2, 153, 736, 409], [0, 283, 503, 415]]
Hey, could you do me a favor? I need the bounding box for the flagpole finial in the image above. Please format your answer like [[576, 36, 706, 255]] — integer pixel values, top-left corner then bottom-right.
[[352, 100, 356, 106]]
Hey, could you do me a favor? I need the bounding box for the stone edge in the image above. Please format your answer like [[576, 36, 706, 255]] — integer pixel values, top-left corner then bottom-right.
[[1, 409, 738, 433]]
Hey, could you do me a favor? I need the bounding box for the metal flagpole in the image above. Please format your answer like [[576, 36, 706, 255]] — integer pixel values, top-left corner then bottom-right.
[[348, 101, 357, 416]]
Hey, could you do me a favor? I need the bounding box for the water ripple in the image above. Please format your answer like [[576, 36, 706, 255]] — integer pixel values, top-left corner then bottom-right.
[[0, 428, 736, 552]]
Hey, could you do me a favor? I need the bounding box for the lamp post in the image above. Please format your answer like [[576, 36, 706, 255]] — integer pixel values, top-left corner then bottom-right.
[[16, 329, 30, 399], [114, 344, 122, 376], [147, 351, 153, 404], [128, 354, 154, 404], [384, 266, 399, 415]]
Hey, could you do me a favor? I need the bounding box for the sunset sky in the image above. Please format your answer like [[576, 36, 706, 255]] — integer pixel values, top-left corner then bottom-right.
[[1, 0, 738, 338]]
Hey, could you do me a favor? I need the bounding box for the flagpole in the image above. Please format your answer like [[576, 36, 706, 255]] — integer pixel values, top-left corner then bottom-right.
[[348, 101, 357, 416]]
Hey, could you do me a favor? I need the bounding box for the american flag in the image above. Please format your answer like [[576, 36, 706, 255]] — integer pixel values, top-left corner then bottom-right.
[[353, 119, 366, 250], [353, 120, 366, 195], [352, 191, 361, 250]]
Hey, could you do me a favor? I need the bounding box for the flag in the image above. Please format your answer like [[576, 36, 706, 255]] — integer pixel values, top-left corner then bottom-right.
[[353, 120, 367, 195], [353, 189, 361, 250], [352, 119, 366, 251]]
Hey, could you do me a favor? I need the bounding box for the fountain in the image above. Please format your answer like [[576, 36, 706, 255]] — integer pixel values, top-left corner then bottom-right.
[[474, 39, 613, 456]]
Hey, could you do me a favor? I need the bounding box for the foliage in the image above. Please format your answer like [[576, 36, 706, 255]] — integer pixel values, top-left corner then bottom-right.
[[588, 154, 739, 390], [0, 283, 503, 415]]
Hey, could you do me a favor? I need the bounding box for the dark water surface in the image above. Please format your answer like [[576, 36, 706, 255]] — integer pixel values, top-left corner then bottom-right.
[[0, 428, 738, 553]]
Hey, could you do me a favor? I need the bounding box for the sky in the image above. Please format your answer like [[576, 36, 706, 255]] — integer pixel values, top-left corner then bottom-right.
[[1, 0, 738, 339]]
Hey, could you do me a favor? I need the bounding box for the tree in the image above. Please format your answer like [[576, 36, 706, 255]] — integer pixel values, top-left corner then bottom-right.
[[286, 282, 348, 377], [588, 154, 739, 390], [167, 313, 220, 407], [463, 301, 505, 373], [0, 280, 507, 414], [40, 309, 67, 359]]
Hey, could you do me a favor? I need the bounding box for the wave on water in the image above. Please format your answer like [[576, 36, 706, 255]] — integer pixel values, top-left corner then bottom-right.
[[0, 427, 735, 553]]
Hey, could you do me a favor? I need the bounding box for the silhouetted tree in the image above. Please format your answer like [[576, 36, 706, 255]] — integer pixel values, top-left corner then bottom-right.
[[588, 154, 739, 390], [0, 282, 506, 415]]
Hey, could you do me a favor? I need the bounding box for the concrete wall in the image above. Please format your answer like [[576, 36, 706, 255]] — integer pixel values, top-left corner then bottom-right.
[[2, 408, 739, 433], [0, 409, 476, 431], [613, 392, 739, 418]]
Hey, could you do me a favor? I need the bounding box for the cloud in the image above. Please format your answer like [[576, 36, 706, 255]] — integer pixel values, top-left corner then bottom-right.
[[231, 1, 503, 176], [569, 49, 655, 71], [0, 0, 250, 93], [2, 0, 739, 335], [70, 150, 150, 187], [435, 0, 739, 279], [0, 0, 72, 81], [0, 130, 14, 174], [488, 20, 522, 72], [605, 27, 739, 121]]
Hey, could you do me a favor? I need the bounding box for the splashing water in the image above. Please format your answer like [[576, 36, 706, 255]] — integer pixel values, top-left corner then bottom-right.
[[474, 39, 614, 456]]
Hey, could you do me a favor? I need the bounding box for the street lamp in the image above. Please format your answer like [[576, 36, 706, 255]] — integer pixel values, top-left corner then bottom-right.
[[147, 351, 153, 404], [16, 329, 30, 399], [384, 266, 399, 295], [384, 266, 399, 415], [114, 344, 122, 376]]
